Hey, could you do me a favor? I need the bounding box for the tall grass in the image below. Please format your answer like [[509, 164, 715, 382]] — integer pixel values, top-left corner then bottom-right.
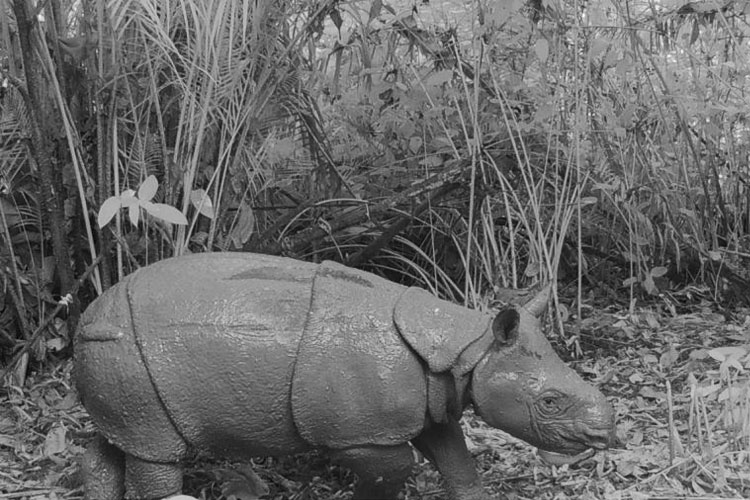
[[100, 0, 305, 262], [2, 0, 750, 377]]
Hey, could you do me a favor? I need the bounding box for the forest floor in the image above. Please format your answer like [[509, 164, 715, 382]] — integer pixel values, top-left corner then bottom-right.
[[1, 293, 749, 500]]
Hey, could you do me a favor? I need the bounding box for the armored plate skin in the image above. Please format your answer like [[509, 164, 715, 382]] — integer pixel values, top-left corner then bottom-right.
[[75, 252, 618, 500], [76, 253, 317, 460], [74, 275, 188, 462], [292, 261, 428, 448]]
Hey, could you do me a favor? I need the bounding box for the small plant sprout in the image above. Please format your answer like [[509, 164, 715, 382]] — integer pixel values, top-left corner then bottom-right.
[[98, 175, 188, 228]]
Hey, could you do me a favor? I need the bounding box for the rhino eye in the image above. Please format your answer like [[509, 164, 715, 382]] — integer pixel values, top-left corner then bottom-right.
[[536, 391, 565, 415]]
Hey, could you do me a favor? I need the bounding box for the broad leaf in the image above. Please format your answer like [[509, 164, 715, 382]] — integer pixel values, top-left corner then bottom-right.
[[143, 201, 188, 225], [98, 196, 121, 228], [650, 266, 668, 278], [642, 274, 657, 295], [190, 189, 215, 219], [129, 203, 140, 226], [534, 38, 549, 63], [138, 175, 159, 202], [120, 189, 138, 208], [408, 136, 423, 154]]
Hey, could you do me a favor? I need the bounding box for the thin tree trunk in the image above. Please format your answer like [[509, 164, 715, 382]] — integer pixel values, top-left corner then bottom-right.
[[12, 0, 74, 294]]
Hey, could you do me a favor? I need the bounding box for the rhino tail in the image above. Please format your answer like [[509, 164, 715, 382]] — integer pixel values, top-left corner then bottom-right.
[[76, 276, 136, 344]]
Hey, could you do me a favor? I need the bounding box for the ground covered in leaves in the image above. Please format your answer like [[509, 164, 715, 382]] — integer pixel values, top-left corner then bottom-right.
[[1, 298, 749, 500]]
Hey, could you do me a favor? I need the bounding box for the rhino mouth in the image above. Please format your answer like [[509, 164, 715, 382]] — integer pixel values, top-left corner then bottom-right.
[[580, 425, 618, 450], [536, 422, 617, 457]]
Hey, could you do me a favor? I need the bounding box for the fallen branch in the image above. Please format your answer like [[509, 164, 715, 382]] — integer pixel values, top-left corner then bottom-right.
[[345, 181, 460, 267], [253, 159, 470, 256], [0, 489, 71, 499]]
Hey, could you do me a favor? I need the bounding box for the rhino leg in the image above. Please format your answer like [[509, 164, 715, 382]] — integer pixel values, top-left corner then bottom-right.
[[82, 434, 125, 500], [124, 455, 182, 500], [331, 444, 414, 500], [412, 419, 490, 500]]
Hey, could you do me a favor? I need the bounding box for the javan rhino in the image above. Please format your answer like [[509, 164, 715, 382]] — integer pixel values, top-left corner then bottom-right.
[[75, 252, 617, 500]]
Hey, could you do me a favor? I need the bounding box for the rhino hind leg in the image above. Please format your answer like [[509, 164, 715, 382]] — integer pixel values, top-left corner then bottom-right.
[[123, 455, 182, 500], [82, 434, 125, 500], [331, 444, 414, 500]]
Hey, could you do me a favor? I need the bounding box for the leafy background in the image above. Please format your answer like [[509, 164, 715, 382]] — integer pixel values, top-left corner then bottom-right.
[[1, 0, 749, 498]]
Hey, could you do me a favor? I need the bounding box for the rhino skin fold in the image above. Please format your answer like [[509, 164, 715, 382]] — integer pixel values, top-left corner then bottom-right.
[[74, 252, 618, 500]]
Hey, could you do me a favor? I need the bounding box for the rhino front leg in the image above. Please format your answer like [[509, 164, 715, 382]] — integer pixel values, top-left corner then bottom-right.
[[82, 434, 125, 500], [331, 444, 414, 500], [412, 419, 490, 500], [124, 454, 182, 500]]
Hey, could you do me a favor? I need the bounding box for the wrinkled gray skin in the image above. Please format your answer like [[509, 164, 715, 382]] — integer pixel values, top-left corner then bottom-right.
[[75, 253, 617, 500]]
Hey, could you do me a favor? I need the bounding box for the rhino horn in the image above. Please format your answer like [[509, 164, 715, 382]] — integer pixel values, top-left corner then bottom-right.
[[522, 284, 551, 317]]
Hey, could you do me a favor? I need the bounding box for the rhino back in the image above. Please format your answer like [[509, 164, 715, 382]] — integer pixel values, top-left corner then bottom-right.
[[126, 253, 317, 457]]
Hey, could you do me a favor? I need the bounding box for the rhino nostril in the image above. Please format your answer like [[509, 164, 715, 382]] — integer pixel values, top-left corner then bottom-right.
[[581, 427, 618, 449]]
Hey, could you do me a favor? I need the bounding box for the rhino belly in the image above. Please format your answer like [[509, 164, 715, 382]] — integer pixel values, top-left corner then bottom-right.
[[127, 253, 318, 458]]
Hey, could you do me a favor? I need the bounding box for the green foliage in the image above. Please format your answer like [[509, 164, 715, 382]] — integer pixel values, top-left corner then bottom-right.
[[5, 4, 750, 499], [98, 175, 189, 228]]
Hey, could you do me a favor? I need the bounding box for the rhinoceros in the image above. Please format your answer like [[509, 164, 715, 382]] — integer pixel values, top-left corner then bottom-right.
[[74, 252, 617, 500]]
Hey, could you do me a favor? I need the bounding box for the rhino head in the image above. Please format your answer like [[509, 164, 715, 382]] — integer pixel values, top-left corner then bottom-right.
[[471, 289, 618, 457]]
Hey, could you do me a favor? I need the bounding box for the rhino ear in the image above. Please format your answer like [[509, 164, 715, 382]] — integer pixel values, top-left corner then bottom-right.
[[491, 308, 520, 345], [394, 287, 492, 373], [522, 284, 551, 317]]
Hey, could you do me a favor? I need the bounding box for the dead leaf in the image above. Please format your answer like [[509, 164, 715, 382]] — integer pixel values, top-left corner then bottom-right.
[[659, 345, 679, 369], [229, 202, 255, 249], [0, 434, 19, 449], [54, 392, 78, 411], [639, 386, 666, 400], [644, 311, 660, 328], [43, 425, 67, 456], [629, 372, 644, 384]]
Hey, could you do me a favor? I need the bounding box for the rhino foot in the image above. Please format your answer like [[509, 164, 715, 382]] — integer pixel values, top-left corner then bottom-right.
[[123, 455, 182, 499], [82, 434, 125, 500], [81, 434, 184, 500], [331, 444, 414, 500]]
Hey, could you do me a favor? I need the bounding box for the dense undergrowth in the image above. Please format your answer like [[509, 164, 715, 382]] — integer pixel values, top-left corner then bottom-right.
[[1, 0, 750, 498], [1, 301, 749, 499], [0, 0, 748, 374]]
